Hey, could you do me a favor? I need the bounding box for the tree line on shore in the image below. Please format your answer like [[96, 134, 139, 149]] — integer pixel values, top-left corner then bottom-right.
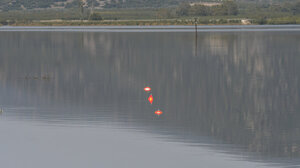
[[1, 0, 300, 25]]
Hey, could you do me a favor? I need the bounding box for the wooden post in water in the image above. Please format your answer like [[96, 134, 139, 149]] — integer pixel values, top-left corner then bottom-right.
[[194, 18, 198, 57], [194, 18, 198, 34]]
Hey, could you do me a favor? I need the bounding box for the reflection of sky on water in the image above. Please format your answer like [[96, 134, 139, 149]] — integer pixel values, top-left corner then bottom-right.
[[1, 105, 300, 168], [1, 119, 275, 168], [0, 28, 300, 167]]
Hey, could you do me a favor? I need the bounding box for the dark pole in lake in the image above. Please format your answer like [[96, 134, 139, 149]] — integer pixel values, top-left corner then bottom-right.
[[194, 18, 198, 34], [194, 18, 198, 57]]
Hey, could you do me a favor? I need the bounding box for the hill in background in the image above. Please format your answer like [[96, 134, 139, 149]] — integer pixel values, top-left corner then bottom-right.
[[0, 0, 299, 11], [1, 0, 300, 26]]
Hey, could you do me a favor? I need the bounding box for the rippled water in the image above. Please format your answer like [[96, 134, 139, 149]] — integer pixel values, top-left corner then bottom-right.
[[0, 26, 300, 168]]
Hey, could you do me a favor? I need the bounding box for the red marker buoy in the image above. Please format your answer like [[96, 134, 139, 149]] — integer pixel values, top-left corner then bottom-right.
[[144, 87, 151, 92], [155, 110, 163, 116], [148, 94, 153, 104]]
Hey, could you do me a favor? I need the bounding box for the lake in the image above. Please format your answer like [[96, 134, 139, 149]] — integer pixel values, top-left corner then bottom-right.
[[0, 26, 300, 168]]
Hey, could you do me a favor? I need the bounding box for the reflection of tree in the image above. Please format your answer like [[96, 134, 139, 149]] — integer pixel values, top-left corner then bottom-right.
[[0, 31, 300, 158]]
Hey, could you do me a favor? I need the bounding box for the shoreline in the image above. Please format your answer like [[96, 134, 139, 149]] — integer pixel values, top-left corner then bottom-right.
[[1, 20, 249, 26], [1, 18, 299, 26], [1, 25, 300, 32], [2, 22, 299, 27]]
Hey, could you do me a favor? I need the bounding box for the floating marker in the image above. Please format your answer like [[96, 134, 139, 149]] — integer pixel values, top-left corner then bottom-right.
[[148, 94, 153, 104], [144, 87, 151, 92], [155, 110, 163, 116]]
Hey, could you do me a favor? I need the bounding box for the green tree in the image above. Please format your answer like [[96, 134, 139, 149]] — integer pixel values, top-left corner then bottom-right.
[[223, 1, 238, 15], [79, 0, 84, 20], [292, 2, 300, 15], [190, 5, 210, 16], [157, 8, 173, 19], [212, 5, 227, 16], [176, 2, 191, 16], [89, 12, 103, 20]]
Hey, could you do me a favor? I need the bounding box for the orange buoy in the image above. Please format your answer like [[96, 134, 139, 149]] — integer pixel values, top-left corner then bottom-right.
[[155, 110, 163, 116], [148, 94, 153, 104], [144, 87, 151, 92]]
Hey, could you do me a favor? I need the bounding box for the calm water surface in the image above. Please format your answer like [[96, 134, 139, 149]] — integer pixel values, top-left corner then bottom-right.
[[0, 26, 300, 168]]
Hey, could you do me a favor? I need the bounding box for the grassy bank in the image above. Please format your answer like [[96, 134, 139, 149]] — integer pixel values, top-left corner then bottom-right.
[[1, 8, 300, 26], [3, 18, 300, 26]]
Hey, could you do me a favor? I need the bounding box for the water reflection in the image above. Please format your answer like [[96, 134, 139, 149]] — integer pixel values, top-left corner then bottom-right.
[[0, 30, 300, 166]]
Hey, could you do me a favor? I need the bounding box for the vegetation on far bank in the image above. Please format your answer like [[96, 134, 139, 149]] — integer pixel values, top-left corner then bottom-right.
[[1, 0, 300, 26]]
